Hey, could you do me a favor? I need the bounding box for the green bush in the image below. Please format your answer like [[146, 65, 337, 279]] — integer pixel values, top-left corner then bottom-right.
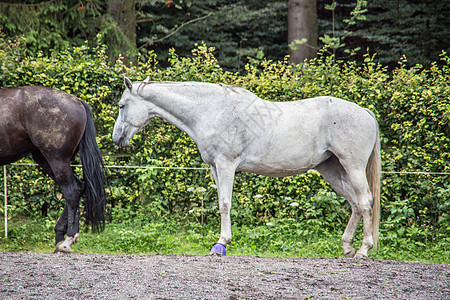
[[0, 36, 448, 255]]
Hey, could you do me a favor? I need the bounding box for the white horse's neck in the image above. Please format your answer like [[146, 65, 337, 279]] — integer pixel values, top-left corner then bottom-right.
[[137, 82, 227, 143]]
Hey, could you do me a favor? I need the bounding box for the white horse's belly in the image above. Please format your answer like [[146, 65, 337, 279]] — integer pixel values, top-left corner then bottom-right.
[[237, 143, 331, 177], [239, 164, 317, 177]]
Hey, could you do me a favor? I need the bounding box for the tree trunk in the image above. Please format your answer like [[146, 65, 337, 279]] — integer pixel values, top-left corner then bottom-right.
[[288, 0, 318, 64], [107, 0, 136, 55]]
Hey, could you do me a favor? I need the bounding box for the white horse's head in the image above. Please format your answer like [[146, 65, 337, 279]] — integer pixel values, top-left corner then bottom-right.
[[112, 77, 154, 147]]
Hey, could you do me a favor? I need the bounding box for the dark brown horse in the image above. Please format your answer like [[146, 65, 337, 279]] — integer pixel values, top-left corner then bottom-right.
[[0, 86, 106, 253]]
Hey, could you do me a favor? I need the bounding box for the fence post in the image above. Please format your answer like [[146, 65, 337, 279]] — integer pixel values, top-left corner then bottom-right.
[[3, 165, 7, 238]]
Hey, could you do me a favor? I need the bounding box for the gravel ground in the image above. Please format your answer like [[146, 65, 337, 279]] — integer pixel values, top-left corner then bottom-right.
[[0, 252, 448, 299]]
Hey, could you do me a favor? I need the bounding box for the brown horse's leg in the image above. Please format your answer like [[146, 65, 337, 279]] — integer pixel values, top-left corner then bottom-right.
[[52, 161, 84, 253], [33, 152, 83, 252], [54, 206, 68, 244], [32, 152, 67, 244]]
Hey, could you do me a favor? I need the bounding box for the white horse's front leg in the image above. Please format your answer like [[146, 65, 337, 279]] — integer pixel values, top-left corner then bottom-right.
[[209, 164, 236, 255]]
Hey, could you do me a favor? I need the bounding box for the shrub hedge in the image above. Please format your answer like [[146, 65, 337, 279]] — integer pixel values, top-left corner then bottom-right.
[[1, 36, 448, 250]]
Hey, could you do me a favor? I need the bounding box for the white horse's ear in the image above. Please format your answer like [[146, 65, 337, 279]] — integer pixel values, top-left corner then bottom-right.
[[143, 76, 150, 83], [124, 77, 133, 91]]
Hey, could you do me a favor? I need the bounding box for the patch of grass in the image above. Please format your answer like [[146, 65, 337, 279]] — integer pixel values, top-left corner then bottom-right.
[[75, 221, 217, 255], [0, 215, 448, 264], [0, 215, 55, 253]]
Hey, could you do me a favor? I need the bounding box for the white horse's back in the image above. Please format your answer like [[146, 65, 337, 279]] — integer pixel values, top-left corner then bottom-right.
[[195, 92, 377, 178]]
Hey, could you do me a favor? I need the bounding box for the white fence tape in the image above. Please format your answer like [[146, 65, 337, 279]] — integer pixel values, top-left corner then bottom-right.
[[9, 162, 210, 170], [7, 162, 450, 174]]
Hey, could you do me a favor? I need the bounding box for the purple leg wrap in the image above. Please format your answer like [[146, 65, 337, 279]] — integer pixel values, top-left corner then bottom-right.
[[210, 243, 227, 255]]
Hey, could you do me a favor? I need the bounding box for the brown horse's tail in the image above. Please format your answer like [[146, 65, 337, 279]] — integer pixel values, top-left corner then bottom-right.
[[365, 110, 381, 252], [79, 101, 106, 232]]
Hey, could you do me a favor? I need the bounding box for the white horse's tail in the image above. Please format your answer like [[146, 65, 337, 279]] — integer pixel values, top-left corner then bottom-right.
[[365, 110, 382, 252]]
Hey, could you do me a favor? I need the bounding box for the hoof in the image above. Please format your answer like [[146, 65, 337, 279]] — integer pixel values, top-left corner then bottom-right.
[[209, 243, 227, 256], [54, 241, 72, 254], [355, 252, 369, 260], [343, 248, 356, 258], [54, 233, 79, 254], [73, 233, 79, 243]]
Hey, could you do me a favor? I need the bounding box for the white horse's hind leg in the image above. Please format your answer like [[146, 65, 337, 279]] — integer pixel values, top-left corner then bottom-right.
[[355, 196, 374, 257], [209, 164, 236, 255], [317, 153, 375, 258], [345, 169, 375, 258], [341, 212, 360, 257], [316, 156, 365, 257]]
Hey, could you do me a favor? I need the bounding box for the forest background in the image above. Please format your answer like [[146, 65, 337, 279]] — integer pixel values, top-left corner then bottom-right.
[[0, 0, 449, 263]]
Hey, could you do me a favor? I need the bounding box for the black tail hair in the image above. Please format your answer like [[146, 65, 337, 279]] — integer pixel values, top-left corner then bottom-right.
[[79, 101, 106, 232]]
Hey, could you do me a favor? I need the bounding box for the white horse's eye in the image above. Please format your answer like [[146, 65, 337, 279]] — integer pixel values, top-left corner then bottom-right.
[[119, 103, 125, 109]]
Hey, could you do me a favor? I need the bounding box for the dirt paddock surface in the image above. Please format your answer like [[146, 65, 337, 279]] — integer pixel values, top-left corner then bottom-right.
[[0, 252, 448, 299]]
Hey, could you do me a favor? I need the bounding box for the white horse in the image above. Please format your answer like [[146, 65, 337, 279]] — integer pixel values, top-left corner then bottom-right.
[[113, 77, 381, 258]]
